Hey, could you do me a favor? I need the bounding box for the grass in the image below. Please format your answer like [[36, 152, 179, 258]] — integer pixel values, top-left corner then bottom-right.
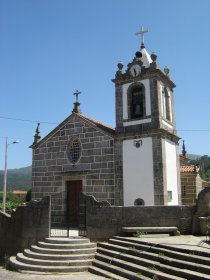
[[128, 246, 136, 250], [148, 265, 157, 271], [133, 230, 146, 238]]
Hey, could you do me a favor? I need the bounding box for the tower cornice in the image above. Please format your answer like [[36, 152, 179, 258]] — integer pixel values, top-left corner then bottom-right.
[[114, 128, 180, 143], [112, 68, 176, 89]]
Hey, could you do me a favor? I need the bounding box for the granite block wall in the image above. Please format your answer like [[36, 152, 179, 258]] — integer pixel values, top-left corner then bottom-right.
[[85, 194, 196, 240], [0, 196, 50, 260], [32, 114, 116, 219]]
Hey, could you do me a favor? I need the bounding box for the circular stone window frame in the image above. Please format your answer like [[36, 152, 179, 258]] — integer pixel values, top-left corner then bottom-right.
[[66, 137, 82, 165]]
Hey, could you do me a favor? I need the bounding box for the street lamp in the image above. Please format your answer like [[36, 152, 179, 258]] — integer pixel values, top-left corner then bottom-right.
[[2, 137, 20, 213]]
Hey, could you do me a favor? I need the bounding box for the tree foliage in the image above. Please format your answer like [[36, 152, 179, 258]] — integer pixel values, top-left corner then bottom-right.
[[189, 155, 210, 181], [0, 192, 26, 214]]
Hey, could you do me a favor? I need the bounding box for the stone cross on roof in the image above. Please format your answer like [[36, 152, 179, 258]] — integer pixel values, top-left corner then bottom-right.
[[73, 90, 81, 103], [135, 26, 149, 49], [72, 90, 82, 114]]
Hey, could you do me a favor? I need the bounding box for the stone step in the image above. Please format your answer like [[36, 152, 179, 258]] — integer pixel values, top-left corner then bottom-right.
[[24, 249, 95, 260], [9, 256, 89, 273], [93, 257, 183, 280], [44, 237, 90, 244], [9, 236, 96, 274], [96, 251, 210, 280], [116, 236, 210, 258], [89, 266, 128, 280], [95, 237, 210, 280], [91, 259, 152, 280], [109, 237, 210, 267], [96, 245, 210, 279], [37, 241, 96, 250], [16, 252, 93, 267], [30, 245, 96, 255], [98, 242, 210, 275]]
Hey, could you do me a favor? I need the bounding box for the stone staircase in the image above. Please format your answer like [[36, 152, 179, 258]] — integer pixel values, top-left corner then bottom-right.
[[9, 236, 96, 273], [89, 236, 210, 280]]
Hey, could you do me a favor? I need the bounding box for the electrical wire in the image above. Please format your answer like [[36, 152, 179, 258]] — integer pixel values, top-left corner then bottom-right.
[[0, 115, 210, 132], [0, 116, 58, 125]]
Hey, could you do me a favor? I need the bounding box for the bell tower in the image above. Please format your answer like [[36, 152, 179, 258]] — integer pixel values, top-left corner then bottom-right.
[[113, 27, 181, 206]]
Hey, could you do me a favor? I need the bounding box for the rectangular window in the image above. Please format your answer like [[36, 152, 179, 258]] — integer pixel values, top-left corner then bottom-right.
[[167, 191, 172, 202]]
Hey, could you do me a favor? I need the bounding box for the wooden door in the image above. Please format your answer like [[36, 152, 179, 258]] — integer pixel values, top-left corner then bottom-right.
[[66, 180, 82, 226]]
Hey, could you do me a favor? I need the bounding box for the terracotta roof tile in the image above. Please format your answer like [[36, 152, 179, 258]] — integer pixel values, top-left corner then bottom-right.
[[180, 165, 196, 172], [78, 113, 115, 134]]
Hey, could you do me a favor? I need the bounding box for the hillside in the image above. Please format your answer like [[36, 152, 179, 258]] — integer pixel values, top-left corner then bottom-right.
[[0, 166, 32, 191]]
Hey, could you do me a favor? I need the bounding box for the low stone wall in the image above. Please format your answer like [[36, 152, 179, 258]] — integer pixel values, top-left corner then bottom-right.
[[85, 196, 196, 240], [0, 196, 50, 260], [192, 187, 210, 235]]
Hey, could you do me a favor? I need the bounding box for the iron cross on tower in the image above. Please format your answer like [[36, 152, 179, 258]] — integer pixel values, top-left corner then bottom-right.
[[73, 90, 81, 103], [135, 26, 149, 49]]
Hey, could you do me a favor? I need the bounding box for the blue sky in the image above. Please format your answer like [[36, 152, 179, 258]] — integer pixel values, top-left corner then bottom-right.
[[0, 0, 209, 169]]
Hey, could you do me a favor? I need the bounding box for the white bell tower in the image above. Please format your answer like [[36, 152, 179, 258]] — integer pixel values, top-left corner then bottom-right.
[[113, 27, 181, 206]]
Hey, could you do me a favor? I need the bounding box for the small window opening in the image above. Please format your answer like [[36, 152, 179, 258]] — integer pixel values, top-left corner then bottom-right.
[[67, 138, 81, 164], [131, 87, 145, 119]]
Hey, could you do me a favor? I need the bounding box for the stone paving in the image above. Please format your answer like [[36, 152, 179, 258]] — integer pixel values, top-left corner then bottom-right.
[[138, 235, 210, 253], [0, 268, 107, 280]]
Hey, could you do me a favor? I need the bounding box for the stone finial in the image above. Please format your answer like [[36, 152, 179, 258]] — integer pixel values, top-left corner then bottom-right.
[[151, 52, 157, 62], [117, 61, 124, 71], [33, 122, 41, 145], [164, 66, 170, 76], [72, 102, 81, 114], [115, 61, 124, 78], [182, 140, 187, 157]]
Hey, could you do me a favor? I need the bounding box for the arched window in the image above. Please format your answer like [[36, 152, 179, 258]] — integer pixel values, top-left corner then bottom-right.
[[66, 138, 81, 164], [128, 84, 145, 119], [165, 90, 171, 121], [162, 87, 172, 122], [134, 198, 145, 206]]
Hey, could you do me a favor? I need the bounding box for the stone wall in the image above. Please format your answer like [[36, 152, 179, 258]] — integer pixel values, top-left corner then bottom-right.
[[192, 187, 210, 235], [181, 172, 203, 205], [0, 196, 50, 260], [32, 114, 115, 218], [85, 195, 195, 241]]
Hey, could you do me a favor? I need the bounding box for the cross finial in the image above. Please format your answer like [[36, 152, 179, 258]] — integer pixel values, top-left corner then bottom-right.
[[135, 26, 149, 49], [73, 90, 81, 103], [72, 90, 82, 114]]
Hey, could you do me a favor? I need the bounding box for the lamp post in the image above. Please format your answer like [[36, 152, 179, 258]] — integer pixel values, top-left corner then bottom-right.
[[2, 137, 19, 213]]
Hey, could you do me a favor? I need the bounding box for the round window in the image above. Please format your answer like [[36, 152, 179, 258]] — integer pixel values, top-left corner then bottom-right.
[[67, 138, 81, 164]]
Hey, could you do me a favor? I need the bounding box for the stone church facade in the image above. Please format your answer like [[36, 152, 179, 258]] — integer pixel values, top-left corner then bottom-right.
[[31, 28, 181, 224]]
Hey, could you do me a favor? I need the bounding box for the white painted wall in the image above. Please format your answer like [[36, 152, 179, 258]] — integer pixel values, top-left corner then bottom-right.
[[123, 137, 154, 206], [122, 79, 151, 126], [164, 139, 179, 205]]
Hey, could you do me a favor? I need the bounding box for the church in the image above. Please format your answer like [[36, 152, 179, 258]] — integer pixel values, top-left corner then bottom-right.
[[31, 27, 181, 225]]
